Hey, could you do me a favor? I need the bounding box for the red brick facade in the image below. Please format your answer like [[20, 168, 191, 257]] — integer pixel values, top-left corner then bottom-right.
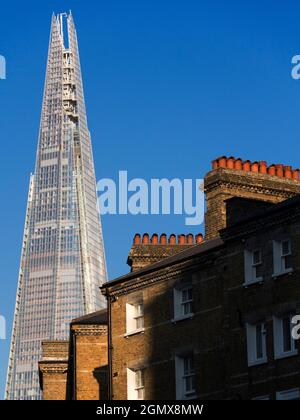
[[39, 341, 69, 400], [39, 310, 108, 400], [40, 156, 300, 400]]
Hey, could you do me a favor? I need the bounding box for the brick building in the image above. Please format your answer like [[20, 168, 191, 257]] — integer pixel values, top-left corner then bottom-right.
[[101, 157, 300, 400], [39, 310, 108, 400], [40, 156, 300, 400]]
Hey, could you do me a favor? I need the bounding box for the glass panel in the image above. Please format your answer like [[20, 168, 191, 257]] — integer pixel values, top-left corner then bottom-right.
[[253, 250, 261, 265], [181, 288, 192, 303], [137, 388, 144, 399], [183, 356, 195, 395], [183, 302, 193, 315], [135, 369, 145, 399], [134, 303, 144, 329], [256, 324, 263, 359], [284, 255, 292, 270], [135, 303, 144, 317], [282, 240, 291, 256], [184, 356, 194, 375], [282, 317, 292, 352], [136, 316, 144, 329], [181, 288, 193, 315]]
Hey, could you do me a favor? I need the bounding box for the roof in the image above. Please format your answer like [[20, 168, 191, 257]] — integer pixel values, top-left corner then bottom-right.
[[101, 236, 224, 290], [225, 196, 275, 207], [222, 193, 300, 232], [71, 309, 107, 325]]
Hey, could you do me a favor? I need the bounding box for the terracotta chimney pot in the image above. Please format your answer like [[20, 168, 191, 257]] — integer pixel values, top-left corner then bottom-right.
[[234, 158, 243, 170], [133, 234, 141, 245], [142, 233, 149, 244], [276, 164, 284, 177], [160, 234, 167, 245], [251, 162, 259, 173], [196, 234, 203, 244], [218, 156, 227, 168], [187, 234, 194, 245], [178, 234, 186, 245], [259, 161, 267, 174], [226, 157, 235, 169], [151, 234, 158, 245], [169, 234, 176, 245], [268, 165, 276, 176], [212, 159, 218, 170], [284, 166, 292, 179], [243, 160, 251, 171]]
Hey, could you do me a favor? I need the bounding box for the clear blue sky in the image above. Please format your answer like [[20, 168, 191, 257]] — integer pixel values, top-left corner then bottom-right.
[[1, 0, 300, 398]]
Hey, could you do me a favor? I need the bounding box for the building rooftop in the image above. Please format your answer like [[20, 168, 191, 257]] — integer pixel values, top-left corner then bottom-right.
[[71, 309, 107, 325], [102, 236, 224, 290]]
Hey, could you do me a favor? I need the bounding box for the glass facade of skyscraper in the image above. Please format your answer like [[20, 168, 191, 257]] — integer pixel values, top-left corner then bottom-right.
[[5, 13, 107, 400]]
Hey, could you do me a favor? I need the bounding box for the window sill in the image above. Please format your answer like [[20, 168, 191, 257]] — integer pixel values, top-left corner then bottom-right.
[[274, 350, 298, 360], [243, 278, 263, 287], [252, 396, 270, 401], [172, 314, 194, 324], [272, 269, 293, 279], [124, 328, 145, 338], [248, 358, 268, 367], [181, 393, 197, 401]]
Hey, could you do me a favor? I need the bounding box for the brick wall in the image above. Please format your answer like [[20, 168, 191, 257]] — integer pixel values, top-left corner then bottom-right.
[[39, 341, 69, 400], [127, 233, 202, 271], [103, 193, 300, 400], [41, 368, 68, 400], [205, 157, 300, 239], [72, 324, 108, 400], [39, 315, 108, 400]]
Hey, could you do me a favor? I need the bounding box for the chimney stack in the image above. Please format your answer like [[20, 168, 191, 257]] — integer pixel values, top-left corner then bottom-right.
[[128, 232, 203, 272], [205, 156, 300, 239]]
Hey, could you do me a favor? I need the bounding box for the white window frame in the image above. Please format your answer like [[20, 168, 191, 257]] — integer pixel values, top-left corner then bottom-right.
[[133, 303, 144, 330], [175, 354, 196, 400], [272, 239, 293, 277], [127, 368, 145, 400], [244, 249, 263, 285], [246, 322, 267, 366], [173, 285, 193, 322], [276, 388, 300, 400], [125, 301, 145, 336], [252, 395, 270, 400], [273, 314, 298, 359]]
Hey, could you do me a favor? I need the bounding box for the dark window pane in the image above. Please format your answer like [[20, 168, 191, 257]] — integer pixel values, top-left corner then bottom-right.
[[256, 324, 263, 359], [282, 317, 291, 352]]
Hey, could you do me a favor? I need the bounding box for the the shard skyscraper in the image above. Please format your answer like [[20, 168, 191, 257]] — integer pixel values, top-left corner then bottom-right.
[[5, 12, 107, 400]]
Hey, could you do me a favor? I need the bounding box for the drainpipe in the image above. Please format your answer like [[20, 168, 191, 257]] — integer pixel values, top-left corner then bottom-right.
[[73, 330, 76, 400], [101, 287, 114, 400], [107, 292, 113, 400]]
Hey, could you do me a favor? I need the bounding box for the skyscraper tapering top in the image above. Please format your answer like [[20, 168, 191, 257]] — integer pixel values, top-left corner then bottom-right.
[[5, 12, 107, 400]]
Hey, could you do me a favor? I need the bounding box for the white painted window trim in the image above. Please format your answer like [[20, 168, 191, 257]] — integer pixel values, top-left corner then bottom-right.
[[252, 395, 270, 400], [134, 369, 145, 400], [276, 388, 300, 400], [124, 327, 145, 338], [243, 249, 263, 286], [272, 239, 293, 277], [173, 285, 194, 322], [273, 315, 298, 360], [127, 368, 136, 400], [246, 322, 267, 366], [127, 368, 145, 400], [175, 354, 196, 400], [125, 301, 145, 336]]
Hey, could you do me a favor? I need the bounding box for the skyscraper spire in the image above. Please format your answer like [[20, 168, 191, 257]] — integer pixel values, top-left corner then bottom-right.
[[5, 12, 107, 400]]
